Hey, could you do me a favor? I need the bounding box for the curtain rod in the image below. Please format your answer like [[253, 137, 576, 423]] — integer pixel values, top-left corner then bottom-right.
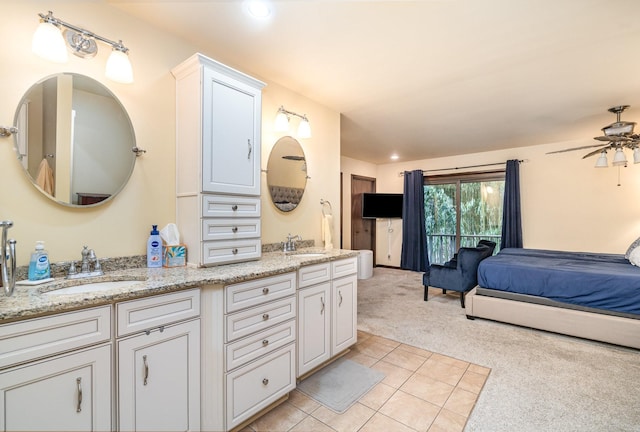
[[398, 159, 528, 176]]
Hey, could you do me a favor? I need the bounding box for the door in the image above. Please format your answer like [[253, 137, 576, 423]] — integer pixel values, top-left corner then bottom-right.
[[331, 274, 357, 355], [351, 175, 376, 253], [202, 68, 261, 195], [118, 319, 200, 432], [297, 282, 331, 377], [0, 344, 111, 432]]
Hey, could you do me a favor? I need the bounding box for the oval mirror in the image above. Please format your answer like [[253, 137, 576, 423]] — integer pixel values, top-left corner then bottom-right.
[[13, 73, 136, 207], [267, 136, 307, 212]]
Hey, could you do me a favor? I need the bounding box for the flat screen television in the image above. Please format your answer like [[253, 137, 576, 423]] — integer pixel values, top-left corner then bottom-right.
[[361, 193, 404, 219]]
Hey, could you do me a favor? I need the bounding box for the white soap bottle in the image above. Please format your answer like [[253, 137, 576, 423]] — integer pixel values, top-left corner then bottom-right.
[[28, 241, 51, 281], [147, 225, 163, 268]]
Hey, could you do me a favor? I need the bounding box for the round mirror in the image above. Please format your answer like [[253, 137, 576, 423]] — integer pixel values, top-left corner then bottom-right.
[[267, 136, 307, 212], [13, 73, 136, 207]]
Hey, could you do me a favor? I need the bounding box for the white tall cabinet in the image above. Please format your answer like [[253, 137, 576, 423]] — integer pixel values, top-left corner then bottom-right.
[[172, 53, 266, 267]]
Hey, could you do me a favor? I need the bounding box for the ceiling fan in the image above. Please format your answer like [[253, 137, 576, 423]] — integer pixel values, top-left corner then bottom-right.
[[547, 105, 640, 166]]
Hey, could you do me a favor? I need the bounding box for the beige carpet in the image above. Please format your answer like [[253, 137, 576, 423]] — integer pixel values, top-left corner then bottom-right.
[[357, 267, 640, 432]]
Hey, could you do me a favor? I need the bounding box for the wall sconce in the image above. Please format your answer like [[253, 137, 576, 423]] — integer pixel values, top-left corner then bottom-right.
[[32, 11, 134, 84], [274, 106, 311, 138]]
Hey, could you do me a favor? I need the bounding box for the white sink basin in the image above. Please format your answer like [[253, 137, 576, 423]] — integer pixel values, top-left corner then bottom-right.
[[45, 280, 141, 296]]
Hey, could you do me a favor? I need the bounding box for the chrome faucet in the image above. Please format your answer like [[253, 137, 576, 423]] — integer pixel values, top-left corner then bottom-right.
[[1, 221, 17, 296], [67, 246, 103, 279], [283, 234, 302, 252]]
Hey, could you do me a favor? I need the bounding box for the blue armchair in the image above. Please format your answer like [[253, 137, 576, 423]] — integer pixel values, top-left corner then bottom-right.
[[423, 240, 496, 308]]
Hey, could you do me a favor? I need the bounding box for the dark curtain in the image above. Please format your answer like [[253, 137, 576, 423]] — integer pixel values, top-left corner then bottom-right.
[[501, 159, 523, 248], [400, 170, 430, 272]]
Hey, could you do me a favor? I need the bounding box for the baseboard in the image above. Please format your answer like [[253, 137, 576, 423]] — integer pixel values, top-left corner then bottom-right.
[[374, 264, 402, 269]]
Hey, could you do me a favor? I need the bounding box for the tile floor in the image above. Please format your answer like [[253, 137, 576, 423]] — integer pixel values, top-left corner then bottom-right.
[[240, 331, 490, 432]]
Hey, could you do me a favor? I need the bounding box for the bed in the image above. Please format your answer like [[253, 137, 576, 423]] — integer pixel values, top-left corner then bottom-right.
[[465, 248, 640, 349]]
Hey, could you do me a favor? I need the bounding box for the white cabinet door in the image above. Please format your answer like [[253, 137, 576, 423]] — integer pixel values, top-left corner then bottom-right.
[[118, 319, 200, 432], [297, 282, 331, 377], [0, 344, 111, 432], [202, 67, 261, 195], [332, 274, 358, 356]]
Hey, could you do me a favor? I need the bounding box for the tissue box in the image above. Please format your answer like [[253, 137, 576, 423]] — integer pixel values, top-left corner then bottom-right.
[[163, 244, 187, 267]]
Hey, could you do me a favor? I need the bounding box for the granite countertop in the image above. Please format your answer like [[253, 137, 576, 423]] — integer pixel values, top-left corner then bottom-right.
[[0, 248, 359, 323]]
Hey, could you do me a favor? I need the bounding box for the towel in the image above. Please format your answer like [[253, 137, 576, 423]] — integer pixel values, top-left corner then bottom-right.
[[322, 214, 334, 250], [35, 158, 54, 196]]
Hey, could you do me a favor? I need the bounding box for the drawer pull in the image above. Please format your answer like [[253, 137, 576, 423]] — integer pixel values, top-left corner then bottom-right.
[[143, 355, 149, 386], [262, 287, 269, 295], [232, 248, 239, 255], [262, 339, 269, 346], [320, 297, 325, 314], [76, 377, 82, 413], [231, 205, 238, 211], [262, 313, 269, 321], [232, 226, 238, 233], [262, 378, 269, 386]]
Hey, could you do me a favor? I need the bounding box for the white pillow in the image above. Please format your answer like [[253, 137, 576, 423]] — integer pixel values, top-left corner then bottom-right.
[[629, 247, 640, 267], [626, 237, 640, 259]]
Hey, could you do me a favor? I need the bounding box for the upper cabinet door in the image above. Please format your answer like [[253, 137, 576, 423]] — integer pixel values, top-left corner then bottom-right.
[[202, 68, 262, 196]]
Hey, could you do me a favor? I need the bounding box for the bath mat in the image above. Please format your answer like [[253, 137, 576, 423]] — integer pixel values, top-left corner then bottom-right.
[[297, 358, 385, 413]]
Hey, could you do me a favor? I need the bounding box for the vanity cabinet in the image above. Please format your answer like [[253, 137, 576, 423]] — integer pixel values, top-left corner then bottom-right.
[[0, 306, 113, 431], [172, 53, 266, 267], [297, 257, 358, 377], [116, 289, 201, 432], [201, 272, 297, 431]]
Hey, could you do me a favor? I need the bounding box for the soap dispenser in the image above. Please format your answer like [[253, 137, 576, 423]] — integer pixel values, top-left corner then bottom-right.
[[28, 241, 51, 281], [147, 225, 162, 268]]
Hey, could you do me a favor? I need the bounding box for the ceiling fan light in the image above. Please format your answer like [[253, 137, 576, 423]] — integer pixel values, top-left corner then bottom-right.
[[594, 151, 609, 168], [634, 148, 640, 164], [611, 148, 627, 166]]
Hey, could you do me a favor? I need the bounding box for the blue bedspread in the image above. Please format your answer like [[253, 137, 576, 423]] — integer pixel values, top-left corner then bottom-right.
[[477, 248, 640, 315]]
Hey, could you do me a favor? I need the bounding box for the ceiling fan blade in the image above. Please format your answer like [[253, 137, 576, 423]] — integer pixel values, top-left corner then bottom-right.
[[546, 143, 607, 155], [594, 135, 630, 142], [582, 145, 610, 159]]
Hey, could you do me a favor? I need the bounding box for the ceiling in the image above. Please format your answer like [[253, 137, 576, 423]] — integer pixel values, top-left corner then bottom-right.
[[110, 0, 640, 164]]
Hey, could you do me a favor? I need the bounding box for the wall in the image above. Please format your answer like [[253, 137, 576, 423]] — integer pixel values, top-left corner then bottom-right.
[[342, 140, 640, 267], [1, 1, 340, 265]]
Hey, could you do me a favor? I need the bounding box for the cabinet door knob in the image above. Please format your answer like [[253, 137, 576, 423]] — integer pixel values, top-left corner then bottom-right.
[[262, 339, 269, 346], [262, 313, 269, 320], [232, 226, 238, 233], [231, 205, 238, 211], [76, 377, 83, 413], [232, 248, 239, 255], [262, 287, 269, 295], [262, 378, 269, 386]]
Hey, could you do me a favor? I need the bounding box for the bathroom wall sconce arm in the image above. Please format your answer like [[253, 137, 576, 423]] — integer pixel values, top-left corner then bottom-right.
[[274, 106, 311, 138], [0, 126, 18, 138], [132, 147, 147, 157]]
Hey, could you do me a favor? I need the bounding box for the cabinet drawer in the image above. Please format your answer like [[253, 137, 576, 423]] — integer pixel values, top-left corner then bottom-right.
[[298, 262, 331, 289], [116, 289, 200, 337], [226, 296, 296, 343], [202, 194, 260, 218], [202, 218, 261, 241], [332, 257, 358, 279], [226, 319, 295, 372], [226, 272, 296, 314], [0, 306, 111, 369], [226, 344, 295, 430], [202, 239, 261, 266]]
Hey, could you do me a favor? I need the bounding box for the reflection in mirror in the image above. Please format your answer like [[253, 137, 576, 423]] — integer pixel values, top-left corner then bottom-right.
[[267, 136, 307, 212], [13, 73, 136, 207]]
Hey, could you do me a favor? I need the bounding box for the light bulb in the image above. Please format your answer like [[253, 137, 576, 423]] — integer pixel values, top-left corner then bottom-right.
[[32, 21, 68, 63], [274, 109, 289, 132], [612, 148, 627, 166], [297, 117, 311, 139], [594, 151, 608, 168], [105, 49, 133, 84], [634, 148, 640, 164]]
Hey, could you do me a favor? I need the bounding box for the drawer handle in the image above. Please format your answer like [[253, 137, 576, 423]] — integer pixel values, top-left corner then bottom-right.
[[232, 226, 238, 233], [320, 297, 325, 314], [232, 248, 239, 255], [262, 378, 269, 386], [339, 290, 343, 306], [231, 205, 238, 211], [143, 355, 149, 386], [248, 139, 252, 160], [262, 287, 269, 295], [76, 377, 82, 413], [262, 339, 269, 346], [262, 313, 269, 320]]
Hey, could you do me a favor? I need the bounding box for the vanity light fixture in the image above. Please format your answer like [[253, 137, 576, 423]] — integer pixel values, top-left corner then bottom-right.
[[274, 106, 312, 138], [32, 11, 134, 84]]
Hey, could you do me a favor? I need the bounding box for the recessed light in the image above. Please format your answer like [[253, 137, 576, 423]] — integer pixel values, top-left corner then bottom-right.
[[245, 1, 272, 19], [390, 154, 399, 160]]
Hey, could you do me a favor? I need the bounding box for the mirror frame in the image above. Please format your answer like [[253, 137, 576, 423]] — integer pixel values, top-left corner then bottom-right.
[[266, 136, 308, 212], [13, 73, 136, 208]]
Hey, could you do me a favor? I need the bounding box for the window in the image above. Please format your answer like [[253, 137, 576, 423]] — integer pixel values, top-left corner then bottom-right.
[[424, 171, 504, 264]]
